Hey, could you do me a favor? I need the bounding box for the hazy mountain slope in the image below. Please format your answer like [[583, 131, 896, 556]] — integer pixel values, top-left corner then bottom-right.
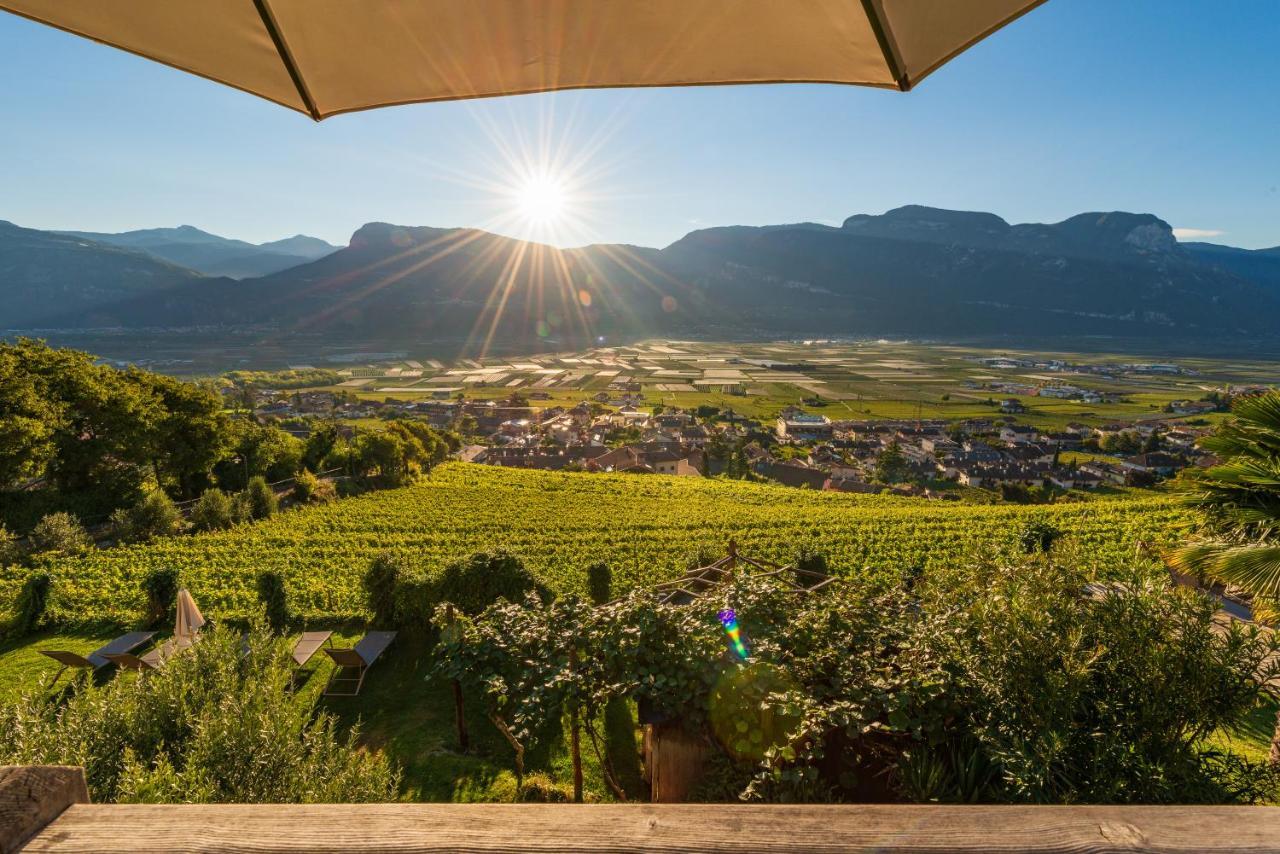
[[0, 220, 210, 328], [1183, 241, 1280, 290], [60, 225, 339, 279], [660, 207, 1279, 337], [195, 222, 685, 348]]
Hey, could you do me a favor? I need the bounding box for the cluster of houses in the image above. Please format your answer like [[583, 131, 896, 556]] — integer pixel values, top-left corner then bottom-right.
[[237, 382, 1223, 499], [777, 413, 1214, 493], [452, 397, 1215, 496]]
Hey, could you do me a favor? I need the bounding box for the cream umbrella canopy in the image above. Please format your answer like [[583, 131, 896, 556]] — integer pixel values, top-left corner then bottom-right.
[[174, 588, 206, 644], [0, 0, 1045, 121]]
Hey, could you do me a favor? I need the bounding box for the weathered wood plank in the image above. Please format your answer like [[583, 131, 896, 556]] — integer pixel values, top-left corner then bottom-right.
[[22, 803, 1280, 853], [0, 766, 88, 854]]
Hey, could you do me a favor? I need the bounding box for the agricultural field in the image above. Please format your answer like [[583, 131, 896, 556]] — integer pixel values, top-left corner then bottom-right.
[[3, 463, 1194, 628], [293, 340, 1279, 430]]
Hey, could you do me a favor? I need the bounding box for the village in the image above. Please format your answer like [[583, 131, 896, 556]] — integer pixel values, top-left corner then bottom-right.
[[241, 382, 1231, 501]]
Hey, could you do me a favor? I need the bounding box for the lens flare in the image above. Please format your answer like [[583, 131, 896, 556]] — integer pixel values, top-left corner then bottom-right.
[[718, 608, 749, 660]]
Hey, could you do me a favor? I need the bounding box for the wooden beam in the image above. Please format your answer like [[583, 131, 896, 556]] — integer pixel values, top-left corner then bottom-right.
[[0, 766, 89, 854], [21, 802, 1280, 853]]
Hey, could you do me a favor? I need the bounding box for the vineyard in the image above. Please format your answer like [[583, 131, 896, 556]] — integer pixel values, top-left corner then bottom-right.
[[3, 464, 1195, 626]]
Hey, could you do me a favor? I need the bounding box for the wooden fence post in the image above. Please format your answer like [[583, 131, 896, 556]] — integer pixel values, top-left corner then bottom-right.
[[0, 765, 89, 854]]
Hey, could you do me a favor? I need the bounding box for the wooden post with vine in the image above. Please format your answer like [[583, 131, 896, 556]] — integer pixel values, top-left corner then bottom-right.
[[445, 604, 469, 751], [569, 646, 583, 803]]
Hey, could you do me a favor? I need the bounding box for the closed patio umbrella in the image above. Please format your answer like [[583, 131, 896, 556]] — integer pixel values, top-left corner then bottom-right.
[[174, 588, 206, 643], [0, 0, 1044, 120]]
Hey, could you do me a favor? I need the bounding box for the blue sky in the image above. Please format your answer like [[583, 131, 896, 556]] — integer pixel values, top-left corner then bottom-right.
[[1, 1, 1277, 250]]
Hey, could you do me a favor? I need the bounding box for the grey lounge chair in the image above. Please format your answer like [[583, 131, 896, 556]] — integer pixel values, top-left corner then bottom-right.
[[40, 631, 157, 685], [322, 631, 396, 696], [105, 633, 195, 672], [292, 630, 334, 667]]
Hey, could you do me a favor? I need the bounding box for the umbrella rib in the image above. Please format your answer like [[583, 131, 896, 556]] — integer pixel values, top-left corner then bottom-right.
[[859, 0, 910, 92], [253, 0, 322, 120]]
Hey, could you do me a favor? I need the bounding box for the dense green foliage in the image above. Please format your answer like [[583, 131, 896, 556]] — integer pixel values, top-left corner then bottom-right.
[[110, 490, 181, 544], [256, 571, 290, 633], [361, 549, 540, 627], [0, 627, 399, 803], [0, 339, 229, 514], [0, 341, 454, 534], [141, 567, 178, 627], [7, 572, 50, 637], [437, 554, 1280, 804], [3, 464, 1193, 628]]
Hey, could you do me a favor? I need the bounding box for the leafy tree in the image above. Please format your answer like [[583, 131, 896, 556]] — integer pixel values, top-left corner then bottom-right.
[[875, 440, 908, 484], [139, 372, 229, 498], [29, 512, 92, 556], [218, 422, 304, 488], [0, 343, 59, 489], [7, 340, 160, 502], [302, 423, 341, 472], [354, 431, 414, 485]]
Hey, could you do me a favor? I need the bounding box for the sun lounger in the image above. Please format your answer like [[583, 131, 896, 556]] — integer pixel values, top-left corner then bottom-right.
[[322, 631, 396, 696], [105, 633, 195, 672], [40, 631, 156, 685], [292, 630, 334, 667]]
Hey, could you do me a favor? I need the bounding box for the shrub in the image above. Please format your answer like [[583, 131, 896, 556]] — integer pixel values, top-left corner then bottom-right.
[[292, 469, 336, 505], [586, 562, 613, 605], [434, 550, 540, 617], [0, 627, 400, 802], [141, 567, 179, 628], [243, 476, 278, 520], [1019, 520, 1062, 554], [111, 490, 181, 544], [364, 552, 409, 626], [256, 571, 290, 633], [794, 546, 829, 579], [29, 512, 92, 556], [189, 488, 235, 532], [231, 491, 255, 524], [0, 525, 24, 566], [7, 571, 51, 637]]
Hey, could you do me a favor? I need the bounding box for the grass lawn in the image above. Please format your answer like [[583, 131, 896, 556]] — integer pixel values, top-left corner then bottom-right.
[[0, 627, 642, 803], [1206, 697, 1279, 768]]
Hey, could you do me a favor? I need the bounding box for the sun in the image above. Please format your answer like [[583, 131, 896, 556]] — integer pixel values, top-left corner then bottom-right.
[[515, 174, 568, 225]]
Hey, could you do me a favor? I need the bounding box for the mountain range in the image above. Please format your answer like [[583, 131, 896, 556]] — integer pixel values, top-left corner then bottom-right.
[[4, 207, 1280, 352], [57, 225, 338, 279]]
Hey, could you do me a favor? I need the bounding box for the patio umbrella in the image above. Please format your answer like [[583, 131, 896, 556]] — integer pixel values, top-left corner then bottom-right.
[[174, 588, 206, 642], [0, 1, 1044, 120]]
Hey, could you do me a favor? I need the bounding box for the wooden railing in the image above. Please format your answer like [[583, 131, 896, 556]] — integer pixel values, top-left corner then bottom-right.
[[5, 766, 1280, 853]]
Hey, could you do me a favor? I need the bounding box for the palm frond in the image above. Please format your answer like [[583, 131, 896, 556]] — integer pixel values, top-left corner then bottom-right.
[[1171, 542, 1280, 599]]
